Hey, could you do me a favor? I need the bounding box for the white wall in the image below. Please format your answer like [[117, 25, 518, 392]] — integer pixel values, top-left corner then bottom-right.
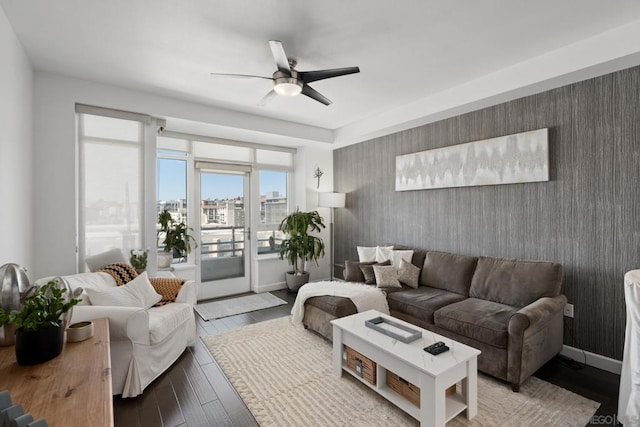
[[32, 71, 334, 286], [293, 146, 334, 282], [0, 7, 33, 274]]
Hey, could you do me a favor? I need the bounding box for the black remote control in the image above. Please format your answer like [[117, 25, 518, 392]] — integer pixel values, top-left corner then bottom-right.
[[424, 341, 449, 355]]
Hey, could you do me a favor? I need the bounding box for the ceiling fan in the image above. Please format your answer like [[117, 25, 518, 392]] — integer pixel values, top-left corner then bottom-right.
[[210, 40, 360, 106]]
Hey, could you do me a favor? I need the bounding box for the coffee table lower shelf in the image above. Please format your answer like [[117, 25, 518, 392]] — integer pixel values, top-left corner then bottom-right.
[[331, 311, 480, 427], [341, 359, 468, 423]]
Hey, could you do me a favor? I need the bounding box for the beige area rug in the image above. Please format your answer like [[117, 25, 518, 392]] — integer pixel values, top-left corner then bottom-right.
[[203, 317, 600, 426], [194, 292, 287, 320]]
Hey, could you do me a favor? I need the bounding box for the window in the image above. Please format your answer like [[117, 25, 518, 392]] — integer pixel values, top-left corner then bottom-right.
[[78, 113, 144, 270], [157, 155, 188, 224], [257, 170, 288, 254]]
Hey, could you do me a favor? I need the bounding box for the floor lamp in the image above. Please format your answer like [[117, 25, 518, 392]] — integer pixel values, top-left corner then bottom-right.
[[318, 192, 346, 280]]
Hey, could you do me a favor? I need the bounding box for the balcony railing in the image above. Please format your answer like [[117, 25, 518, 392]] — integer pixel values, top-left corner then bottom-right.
[[199, 225, 283, 258]]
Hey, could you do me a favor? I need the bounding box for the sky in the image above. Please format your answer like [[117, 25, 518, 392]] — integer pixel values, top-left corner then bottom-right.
[[157, 159, 286, 200]]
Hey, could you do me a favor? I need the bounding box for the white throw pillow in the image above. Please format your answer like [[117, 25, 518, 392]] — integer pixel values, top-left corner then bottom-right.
[[85, 284, 144, 308], [126, 272, 163, 309], [374, 246, 394, 263], [357, 246, 377, 262], [373, 265, 401, 288], [85, 272, 161, 309], [85, 248, 127, 272], [391, 250, 414, 271]]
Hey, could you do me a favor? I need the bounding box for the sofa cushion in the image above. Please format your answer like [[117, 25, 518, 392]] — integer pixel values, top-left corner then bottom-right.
[[344, 260, 376, 282], [85, 282, 146, 308], [389, 244, 427, 270], [304, 295, 357, 318], [375, 246, 394, 263], [148, 302, 194, 344], [85, 248, 127, 272], [99, 263, 138, 286], [357, 246, 393, 262], [387, 287, 467, 324], [390, 250, 414, 271], [374, 265, 401, 288], [360, 259, 391, 284], [434, 298, 518, 348], [57, 272, 117, 305], [126, 272, 163, 309], [420, 251, 478, 296], [149, 277, 187, 306], [411, 250, 428, 270], [469, 257, 563, 307], [85, 272, 162, 309], [397, 259, 420, 288]]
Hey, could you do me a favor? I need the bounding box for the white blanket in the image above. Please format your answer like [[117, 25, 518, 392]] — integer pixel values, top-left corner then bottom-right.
[[291, 281, 390, 325]]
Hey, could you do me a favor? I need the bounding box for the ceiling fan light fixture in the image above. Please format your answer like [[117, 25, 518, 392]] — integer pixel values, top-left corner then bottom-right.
[[274, 81, 302, 97]]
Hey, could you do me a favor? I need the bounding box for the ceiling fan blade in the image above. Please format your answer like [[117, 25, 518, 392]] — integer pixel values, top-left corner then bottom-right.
[[257, 89, 278, 107], [301, 84, 331, 106], [210, 72, 272, 80], [299, 66, 360, 84], [268, 40, 291, 73]]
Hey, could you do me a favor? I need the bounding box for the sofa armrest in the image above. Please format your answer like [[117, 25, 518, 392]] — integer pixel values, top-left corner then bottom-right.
[[71, 305, 150, 344], [509, 295, 567, 334], [507, 295, 566, 389], [175, 280, 197, 305]]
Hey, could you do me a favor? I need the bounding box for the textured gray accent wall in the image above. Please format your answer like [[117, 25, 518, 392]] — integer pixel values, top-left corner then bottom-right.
[[334, 66, 640, 360]]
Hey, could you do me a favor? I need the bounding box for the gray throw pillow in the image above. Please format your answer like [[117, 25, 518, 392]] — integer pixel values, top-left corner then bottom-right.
[[397, 258, 420, 288], [360, 260, 392, 284], [344, 260, 376, 282], [373, 265, 401, 288]]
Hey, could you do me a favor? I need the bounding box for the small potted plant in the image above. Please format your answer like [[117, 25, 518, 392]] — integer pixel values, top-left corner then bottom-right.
[[0, 279, 81, 365], [157, 209, 198, 268], [130, 249, 148, 273], [279, 209, 326, 291]]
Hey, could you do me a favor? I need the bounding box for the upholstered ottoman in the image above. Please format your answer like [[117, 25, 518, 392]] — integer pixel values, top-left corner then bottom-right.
[[303, 295, 357, 340]]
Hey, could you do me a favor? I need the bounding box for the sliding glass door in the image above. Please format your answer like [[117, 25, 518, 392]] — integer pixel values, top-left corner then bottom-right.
[[197, 167, 251, 299]]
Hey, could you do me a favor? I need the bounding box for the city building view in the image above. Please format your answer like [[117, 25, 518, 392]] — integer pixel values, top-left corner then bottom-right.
[[157, 189, 287, 263]]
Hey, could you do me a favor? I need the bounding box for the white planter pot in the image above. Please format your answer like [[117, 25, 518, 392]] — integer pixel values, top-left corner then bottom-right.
[[157, 251, 173, 269]]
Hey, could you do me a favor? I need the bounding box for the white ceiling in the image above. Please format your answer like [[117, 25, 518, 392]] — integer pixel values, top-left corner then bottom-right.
[[3, 0, 640, 147]]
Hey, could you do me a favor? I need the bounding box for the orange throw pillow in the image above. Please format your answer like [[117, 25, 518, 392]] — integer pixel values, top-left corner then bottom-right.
[[148, 277, 186, 306]]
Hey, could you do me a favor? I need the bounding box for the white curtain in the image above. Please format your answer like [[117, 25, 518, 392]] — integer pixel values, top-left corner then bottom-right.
[[77, 112, 145, 271]]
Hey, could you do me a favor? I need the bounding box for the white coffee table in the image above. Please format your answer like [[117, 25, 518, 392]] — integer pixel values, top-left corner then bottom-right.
[[331, 310, 481, 427]]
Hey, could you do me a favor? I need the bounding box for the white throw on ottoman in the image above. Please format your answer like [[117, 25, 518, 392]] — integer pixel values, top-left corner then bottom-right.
[[290, 281, 390, 335]]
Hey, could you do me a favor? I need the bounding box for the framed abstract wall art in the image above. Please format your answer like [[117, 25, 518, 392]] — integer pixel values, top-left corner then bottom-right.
[[395, 128, 549, 191]]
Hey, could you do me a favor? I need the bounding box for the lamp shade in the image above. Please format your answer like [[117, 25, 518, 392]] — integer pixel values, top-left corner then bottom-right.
[[318, 192, 346, 208]]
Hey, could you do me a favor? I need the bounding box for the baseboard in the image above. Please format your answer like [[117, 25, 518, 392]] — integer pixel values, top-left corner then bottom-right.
[[560, 345, 622, 375], [254, 281, 287, 293]]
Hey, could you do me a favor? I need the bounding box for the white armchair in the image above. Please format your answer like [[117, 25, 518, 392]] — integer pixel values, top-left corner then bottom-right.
[[36, 272, 197, 398], [619, 270, 640, 426]]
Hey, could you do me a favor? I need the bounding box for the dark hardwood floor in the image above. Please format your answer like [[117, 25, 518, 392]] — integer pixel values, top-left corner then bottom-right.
[[114, 289, 621, 426], [113, 289, 296, 427]]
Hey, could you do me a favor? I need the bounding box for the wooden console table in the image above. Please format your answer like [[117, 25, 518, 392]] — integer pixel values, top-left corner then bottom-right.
[[0, 318, 113, 426]]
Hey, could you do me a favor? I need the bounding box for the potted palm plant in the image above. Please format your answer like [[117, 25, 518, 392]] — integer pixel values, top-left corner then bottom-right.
[[279, 209, 326, 291], [0, 279, 81, 365], [157, 209, 197, 267]]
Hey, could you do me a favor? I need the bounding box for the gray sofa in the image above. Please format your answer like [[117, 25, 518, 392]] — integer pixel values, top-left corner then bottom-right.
[[302, 247, 566, 392]]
